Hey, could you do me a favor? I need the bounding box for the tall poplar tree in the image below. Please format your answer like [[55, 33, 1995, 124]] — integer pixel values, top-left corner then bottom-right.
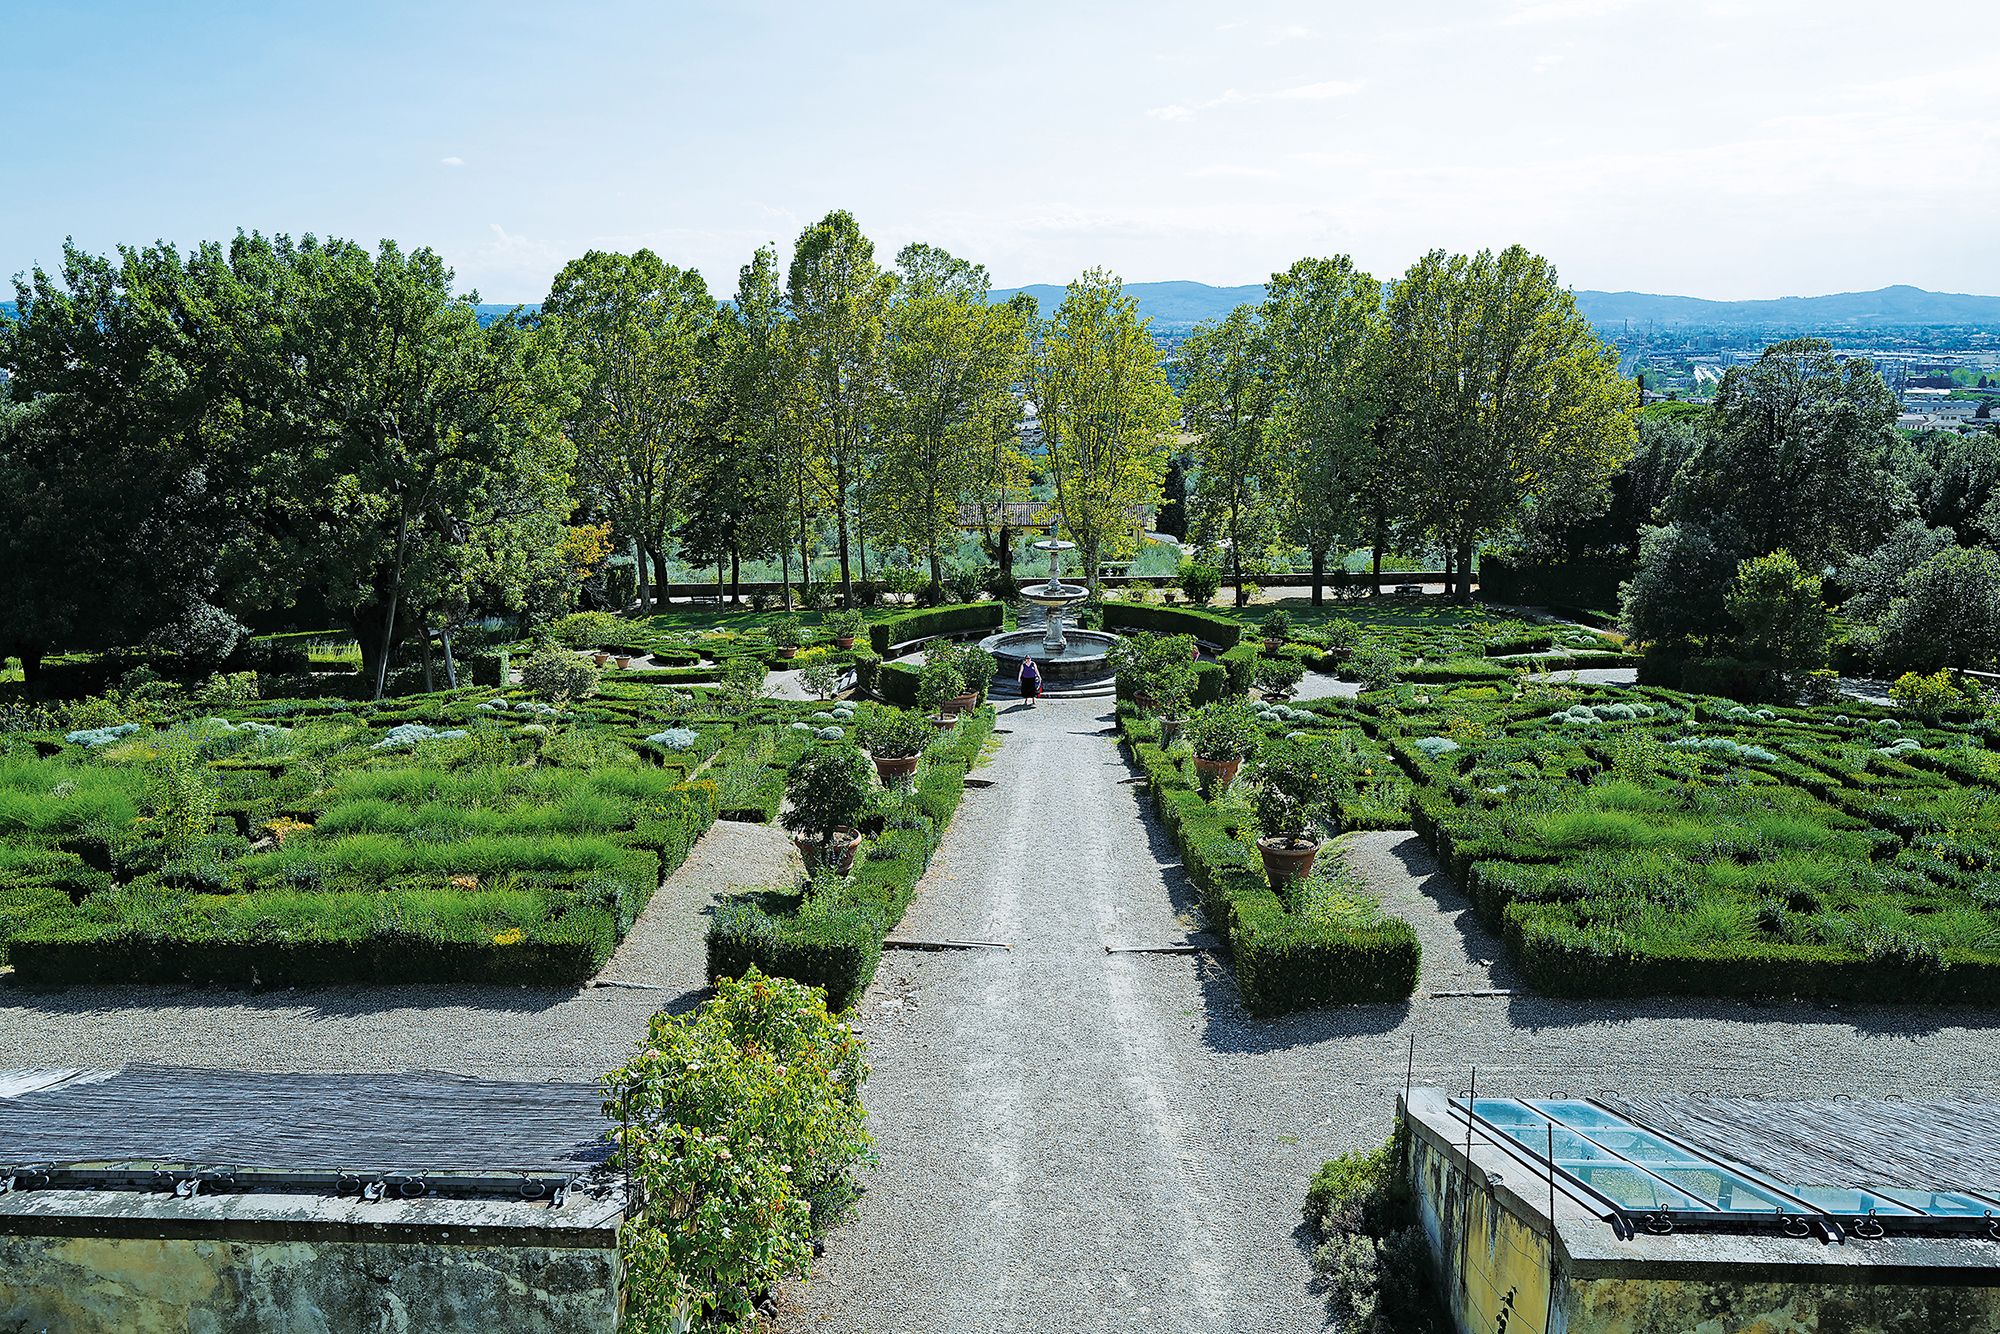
[[1179, 305, 1279, 607], [1032, 269, 1177, 591], [1382, 246, 1637, 597], [786, 210, 891, 606], [1263, 255, 1382, 603]]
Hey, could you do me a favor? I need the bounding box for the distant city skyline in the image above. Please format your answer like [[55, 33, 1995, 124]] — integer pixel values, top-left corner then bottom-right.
[[6, 0, 1998, 304]]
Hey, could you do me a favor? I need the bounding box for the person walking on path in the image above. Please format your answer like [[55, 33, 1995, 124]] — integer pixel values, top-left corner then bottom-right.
[[1018, 656, 1042, 707]]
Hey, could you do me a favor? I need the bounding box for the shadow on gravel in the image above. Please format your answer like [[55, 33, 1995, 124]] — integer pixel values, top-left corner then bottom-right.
[[1502, 990, 2000, 1039], [0, 980, 580, 1017]]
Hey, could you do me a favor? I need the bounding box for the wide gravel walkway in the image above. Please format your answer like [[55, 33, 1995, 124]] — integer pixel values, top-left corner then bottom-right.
[[782, 694, 2000, 1334], [0, 820, 797, 1078]]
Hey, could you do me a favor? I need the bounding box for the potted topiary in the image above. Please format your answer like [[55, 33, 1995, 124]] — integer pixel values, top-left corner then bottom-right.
[[781, 742, 874, 875], [916, 657, 966, 729], [1250, 734, 1335, 887], [856, 706, 933, 787], [1147, 636, 1201, 744], [1320, 619, 1359, 664], [827, 609, 865, 651], [1260, 609, 1292, 652], [769, 613, 804, 660], [1255, 653, 1306, 702], [957, 646, 999, 705], [927, 641, 978, 714], [1183, 701, 1258, 795]]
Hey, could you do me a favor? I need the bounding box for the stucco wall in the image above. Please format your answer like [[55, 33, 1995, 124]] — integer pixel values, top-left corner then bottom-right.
[[1410, 1123, 1556, 1334], [0, 1233, 622, 1333], [1564, 1277, 2000, 1334]]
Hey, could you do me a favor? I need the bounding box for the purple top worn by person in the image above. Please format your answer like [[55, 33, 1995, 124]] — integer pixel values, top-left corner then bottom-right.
[[1018, 657, 1042, 698]]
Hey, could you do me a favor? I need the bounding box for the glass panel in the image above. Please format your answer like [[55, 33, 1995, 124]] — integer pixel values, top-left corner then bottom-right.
[[1787, 1186, 1917, 1215], [1561, 1163, 1707, 1210], [1872, 1189, 1993, 1217], [1648, 1166, 1795, 1212], [1472, 1100, 1548, 1127]]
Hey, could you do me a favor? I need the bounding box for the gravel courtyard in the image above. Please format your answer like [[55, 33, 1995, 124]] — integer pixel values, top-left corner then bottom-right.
[[782, 693, 2000, 1334]]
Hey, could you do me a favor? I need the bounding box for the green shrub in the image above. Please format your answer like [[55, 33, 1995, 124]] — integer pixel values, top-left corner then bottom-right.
[[1348, 642, 1403, 690], [1101, 602, 1242, 649], [1304, 1131, 1445, 1334], [855, 706, 933, 761], [781, 744, 875, 848], [915, 659, 965, 715], [604, 969, 869, 1332], [1184, 702, 1259, 762], [548, 611, 623, 649], [1248, 734, 1336, 845], [1253, 654, 1306, 699], [1259, 609, 1292, 643], [520, 641, 601, 704], [1178, 560, 1221, 605], [867, 603, 1001, 656]]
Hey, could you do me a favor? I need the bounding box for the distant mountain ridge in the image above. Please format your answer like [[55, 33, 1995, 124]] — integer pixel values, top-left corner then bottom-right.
[[12, 283, 2000, 332], [988, 281, 2000, 331]]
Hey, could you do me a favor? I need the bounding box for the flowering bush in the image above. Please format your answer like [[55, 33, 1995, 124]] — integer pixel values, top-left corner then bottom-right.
[[603, 970, 870, 1333]]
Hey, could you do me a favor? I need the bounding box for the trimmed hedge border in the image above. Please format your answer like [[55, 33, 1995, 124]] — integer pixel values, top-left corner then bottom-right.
[[1118, 710, 1419, 1015], [868, 602, 1002, 657], [1102, 603, 1243, 650], [705, 707, 996, 1008]]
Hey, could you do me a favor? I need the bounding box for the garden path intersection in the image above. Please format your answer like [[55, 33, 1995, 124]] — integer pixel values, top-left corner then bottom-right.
[[783, 691, 2000, 1334]]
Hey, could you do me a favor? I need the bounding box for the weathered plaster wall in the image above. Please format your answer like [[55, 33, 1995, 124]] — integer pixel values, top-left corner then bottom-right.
[[1564, 1277, 2000, 1334], [0, 1233, 621, 1333], [1410, 1123, 1556, 1334]]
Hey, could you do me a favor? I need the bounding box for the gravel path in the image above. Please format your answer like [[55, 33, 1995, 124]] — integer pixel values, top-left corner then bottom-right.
[[0, 820, 797, 1078], [782, 695, 2000, 1334]]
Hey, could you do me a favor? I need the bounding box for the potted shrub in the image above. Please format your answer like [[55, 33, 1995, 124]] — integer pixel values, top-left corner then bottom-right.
[[957, 646, 999, 704], [1259, 609, 1292, 651], [827, 609, 865, 651], [800, 659, 845, 702], [781, 743, 873, 876], [1183, 701, 1258, 795], [1147, 637, 1201, 744], [1255, 653, 1306, 701], [768, 613, 804, 660], [916, 658, 966, 728], [927, 641, 978, 714], [856, 706, 932, 787], [1178, 560, 1221, 607], [1320, 619, 1359, 664], [1250, 734, 1335, 887]]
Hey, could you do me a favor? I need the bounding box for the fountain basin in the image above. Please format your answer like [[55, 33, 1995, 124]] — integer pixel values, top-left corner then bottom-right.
[[979, 628, 1122, 683]]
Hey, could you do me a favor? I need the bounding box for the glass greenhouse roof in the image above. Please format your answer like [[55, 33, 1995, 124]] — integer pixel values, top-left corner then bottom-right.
[[1460, 1097, 2000, 1238]]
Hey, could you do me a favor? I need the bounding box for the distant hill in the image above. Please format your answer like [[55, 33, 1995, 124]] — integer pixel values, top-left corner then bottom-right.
[[989, 281, 2000, 332], [1572, 284, 2000, 329]]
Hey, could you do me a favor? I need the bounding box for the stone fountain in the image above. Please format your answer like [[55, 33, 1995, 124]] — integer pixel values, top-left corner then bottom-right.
[[979, 525, 1123, 684]]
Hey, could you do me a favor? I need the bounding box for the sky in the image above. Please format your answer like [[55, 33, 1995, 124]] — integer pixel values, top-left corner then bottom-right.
[[6, 0, 1998, 303]]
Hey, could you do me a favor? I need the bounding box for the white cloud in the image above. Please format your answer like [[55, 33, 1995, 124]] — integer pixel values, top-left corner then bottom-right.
[[1149, 78, 1360, 120], [1185, 164, 1281, 179], [1502, 0, 1639, 24], [440, 156, 465, 167]]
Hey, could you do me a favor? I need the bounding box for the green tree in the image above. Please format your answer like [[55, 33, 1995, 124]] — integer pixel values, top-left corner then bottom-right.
[[1263, 255, 1383, 603], [1179, 305, 1279, 606], [1876, 546, 2000, 673], [1724, 550, 1830, 687], [786, 210, 892, 606], [1668, 338, 1902, 566], [542, 249, 721, 611], [1381, 247, 1638, 597], [872, 245, 1025, 594], [1627, 339, 1903, 651], [1032, 269, 1178, 591]]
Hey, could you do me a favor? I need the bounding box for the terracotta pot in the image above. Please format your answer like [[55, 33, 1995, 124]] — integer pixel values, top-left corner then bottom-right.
[[1258, 835, 1322, 887], [592, 652, 610, 667], [946, 691, 978, 716], [1160, 717, 1185, 746], [836, 635, 856, 650], [615, 656, 632, 669], [1193, 756, 1242, 793], [794, 827, 860, 877], [1261, 690, 1293, 704], [872, 754, 920, 786], [1264, 639, 1284, 654], [778, 646, 798, 660], [929, 714, 957, 731]]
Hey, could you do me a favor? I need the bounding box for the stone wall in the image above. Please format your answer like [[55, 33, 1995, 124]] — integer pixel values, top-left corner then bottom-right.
[[0, 1188, 624, 1333]]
